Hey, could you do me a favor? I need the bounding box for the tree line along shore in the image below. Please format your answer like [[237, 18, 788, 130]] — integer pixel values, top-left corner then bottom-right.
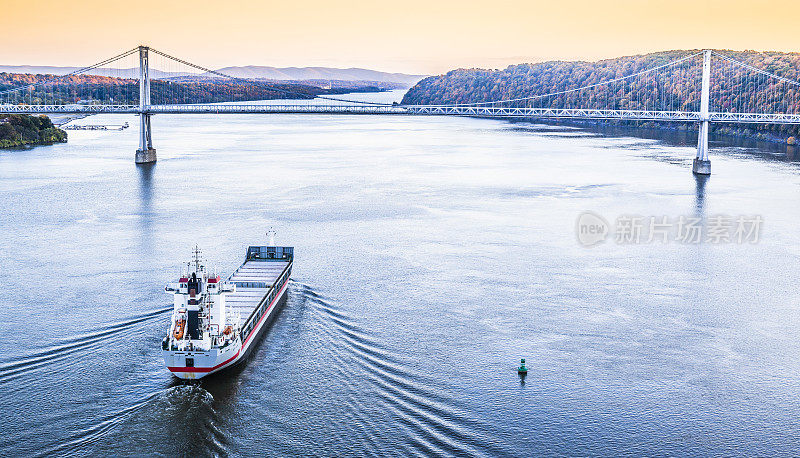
[[402, 49, 800, 144], [0, 72, 403, 106], [0, 115, 67, 149]]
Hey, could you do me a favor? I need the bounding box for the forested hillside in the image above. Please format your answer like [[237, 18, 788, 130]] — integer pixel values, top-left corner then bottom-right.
[[402, 49, 800, 142], [0, 73, 393, 106]]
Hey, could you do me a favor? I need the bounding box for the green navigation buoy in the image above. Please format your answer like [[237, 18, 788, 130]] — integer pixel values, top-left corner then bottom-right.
[[518, 358, 528, 374]]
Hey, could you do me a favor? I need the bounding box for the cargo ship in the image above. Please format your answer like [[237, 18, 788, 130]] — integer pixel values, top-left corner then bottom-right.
[[161, 242, 293, 379]]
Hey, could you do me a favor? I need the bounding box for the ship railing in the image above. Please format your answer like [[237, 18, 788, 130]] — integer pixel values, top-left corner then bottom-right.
[[232, 281, 270, 289], [165, 283, 180, 292]]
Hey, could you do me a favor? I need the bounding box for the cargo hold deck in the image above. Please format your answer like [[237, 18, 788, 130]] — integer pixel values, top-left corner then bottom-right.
[[226, 260, 291, 328]]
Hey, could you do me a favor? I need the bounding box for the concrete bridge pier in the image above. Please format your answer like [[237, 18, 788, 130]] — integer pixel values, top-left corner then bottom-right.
[[693, 120, 711, 175], [135, 113, 156, 164], [692, 50, 712, 175], [134, 45, 156, 164]]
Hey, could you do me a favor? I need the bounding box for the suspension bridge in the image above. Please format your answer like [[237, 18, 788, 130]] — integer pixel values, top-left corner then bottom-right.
[[2, 46, 800, 175]]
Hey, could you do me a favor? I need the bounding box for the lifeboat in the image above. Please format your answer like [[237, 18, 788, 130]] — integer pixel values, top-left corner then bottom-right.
[[174, 317, 186, 340]]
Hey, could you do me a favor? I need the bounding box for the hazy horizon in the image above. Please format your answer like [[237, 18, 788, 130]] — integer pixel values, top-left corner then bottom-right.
[[2, 47, 798, 80], [2, 0, 798, 75]]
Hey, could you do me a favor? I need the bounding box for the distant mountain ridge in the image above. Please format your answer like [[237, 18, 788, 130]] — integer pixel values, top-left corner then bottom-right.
[[213, 66, 425, 86], [0, 65, 426, 87]]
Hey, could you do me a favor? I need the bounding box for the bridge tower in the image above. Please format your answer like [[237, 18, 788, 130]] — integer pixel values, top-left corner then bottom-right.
[[693, 50, 712, 175], [135, 45, 157, 164]]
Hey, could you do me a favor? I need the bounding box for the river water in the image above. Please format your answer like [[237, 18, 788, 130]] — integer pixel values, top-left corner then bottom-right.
[[2, 90, 800, 456]]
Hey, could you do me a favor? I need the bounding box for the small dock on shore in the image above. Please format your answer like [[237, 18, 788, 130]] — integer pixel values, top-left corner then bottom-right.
[[63, 122, 129, 131]]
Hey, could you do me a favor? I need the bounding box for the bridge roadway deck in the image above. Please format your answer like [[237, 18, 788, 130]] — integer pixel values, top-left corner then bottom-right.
[[2, 104, 800, 124]]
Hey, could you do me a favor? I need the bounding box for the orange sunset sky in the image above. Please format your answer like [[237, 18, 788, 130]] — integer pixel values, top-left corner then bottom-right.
[[1, 0, 798, 74]]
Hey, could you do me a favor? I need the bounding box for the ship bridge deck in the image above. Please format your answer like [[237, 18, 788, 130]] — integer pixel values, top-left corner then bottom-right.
[[226, 260, 290, 327]]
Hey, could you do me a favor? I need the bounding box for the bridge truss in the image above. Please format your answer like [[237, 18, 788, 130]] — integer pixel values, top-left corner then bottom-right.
[[5, 103, 800, 125]]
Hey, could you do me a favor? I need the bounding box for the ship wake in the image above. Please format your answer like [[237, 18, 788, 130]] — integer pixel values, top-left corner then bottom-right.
[[0, 307, 170, 386], [296, 282, 513, 457]]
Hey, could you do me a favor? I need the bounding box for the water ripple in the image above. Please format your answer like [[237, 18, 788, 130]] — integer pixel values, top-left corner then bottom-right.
[[302, 285, 513, 457], [0, 308, 170, 386]]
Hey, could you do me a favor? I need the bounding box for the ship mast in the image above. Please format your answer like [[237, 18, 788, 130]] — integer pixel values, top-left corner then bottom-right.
[[193, 245, 202, 273]]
